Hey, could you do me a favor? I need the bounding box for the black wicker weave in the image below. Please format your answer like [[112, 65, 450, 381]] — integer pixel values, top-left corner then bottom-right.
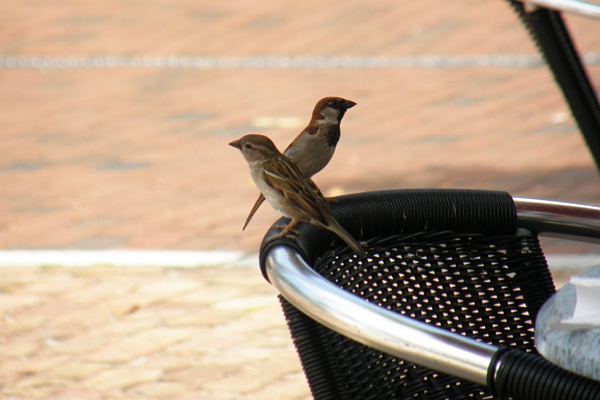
[[259, 189, 557, 400]]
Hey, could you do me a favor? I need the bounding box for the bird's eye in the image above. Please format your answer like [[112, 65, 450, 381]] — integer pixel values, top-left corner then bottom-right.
[[244, 143, 252, 149]]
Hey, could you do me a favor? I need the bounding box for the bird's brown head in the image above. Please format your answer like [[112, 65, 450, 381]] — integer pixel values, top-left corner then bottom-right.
[[229, 134, 281, 163], [311, 96, 356, 125]]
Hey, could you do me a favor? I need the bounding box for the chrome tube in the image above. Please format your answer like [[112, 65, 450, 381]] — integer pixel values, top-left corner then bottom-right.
[[517, 0, 600, 19], [514, 197, 600, 240], [265, 246, 498, 386]]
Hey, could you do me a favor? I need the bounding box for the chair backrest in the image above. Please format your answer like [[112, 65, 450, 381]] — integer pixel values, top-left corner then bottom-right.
[[260, 189, 556, 400]]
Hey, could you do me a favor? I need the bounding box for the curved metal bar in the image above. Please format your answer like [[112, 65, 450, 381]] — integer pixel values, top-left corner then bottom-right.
[[514, 197, 600, 240], [265, 197, 600, 388], [264, 246, 498, 387], [517, 0, 600, 19]]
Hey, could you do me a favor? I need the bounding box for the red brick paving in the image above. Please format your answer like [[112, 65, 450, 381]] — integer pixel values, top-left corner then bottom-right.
[[1, 0, 599, 398]]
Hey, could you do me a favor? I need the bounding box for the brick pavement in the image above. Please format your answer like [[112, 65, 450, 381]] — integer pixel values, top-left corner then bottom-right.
[[1, 0, 600, 253], [0, 266, 310, 399], [1, 0, 600, 398]]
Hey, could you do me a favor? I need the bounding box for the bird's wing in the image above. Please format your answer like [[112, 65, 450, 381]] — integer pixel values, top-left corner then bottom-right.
[[262, 158, 329, 225]]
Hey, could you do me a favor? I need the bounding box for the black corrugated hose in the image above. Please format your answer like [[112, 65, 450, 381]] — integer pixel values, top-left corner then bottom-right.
[[491, 347, 600, 400], [259, 189, 517, 280]]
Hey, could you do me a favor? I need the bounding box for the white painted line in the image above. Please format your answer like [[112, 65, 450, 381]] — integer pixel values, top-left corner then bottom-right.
[[2, 54, 589, 70], [0, 250, 258, 268], [0, 250, 595, 271]]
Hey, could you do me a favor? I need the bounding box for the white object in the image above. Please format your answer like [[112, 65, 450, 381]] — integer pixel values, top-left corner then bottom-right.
[[556, 277, 600, 329]]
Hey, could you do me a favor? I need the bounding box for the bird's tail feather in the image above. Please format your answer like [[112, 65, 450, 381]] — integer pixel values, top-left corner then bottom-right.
[[325, 219, 365, 257], [242, 194, 266, 231]]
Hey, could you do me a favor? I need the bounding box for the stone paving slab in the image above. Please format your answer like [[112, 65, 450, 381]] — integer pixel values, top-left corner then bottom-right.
[[0, 265, 311, 400]]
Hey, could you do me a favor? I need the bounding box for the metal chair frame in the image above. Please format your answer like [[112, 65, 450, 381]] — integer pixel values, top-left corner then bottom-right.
[[261, 196, 600, 398]]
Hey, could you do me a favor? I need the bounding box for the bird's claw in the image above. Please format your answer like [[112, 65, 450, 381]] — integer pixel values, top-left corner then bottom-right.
[[270, 225, 301, 240]]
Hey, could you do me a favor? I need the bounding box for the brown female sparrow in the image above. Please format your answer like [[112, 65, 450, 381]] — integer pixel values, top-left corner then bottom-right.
[[242, 96, 356, 231], [230, 134, 365, 256]]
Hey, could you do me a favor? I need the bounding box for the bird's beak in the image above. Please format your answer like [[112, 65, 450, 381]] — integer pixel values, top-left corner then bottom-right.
[[229, 139, 242, 150], [343, 100, 357, 109]]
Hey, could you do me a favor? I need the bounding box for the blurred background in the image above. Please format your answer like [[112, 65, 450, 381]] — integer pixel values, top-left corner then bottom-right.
[[2, 0, 600, 255], [2, 1, 600, 399]]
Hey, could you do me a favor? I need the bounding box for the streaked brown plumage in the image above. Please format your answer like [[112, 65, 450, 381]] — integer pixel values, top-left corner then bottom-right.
[[230, 134, 365, 256], [242, 96, 356, 230]]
